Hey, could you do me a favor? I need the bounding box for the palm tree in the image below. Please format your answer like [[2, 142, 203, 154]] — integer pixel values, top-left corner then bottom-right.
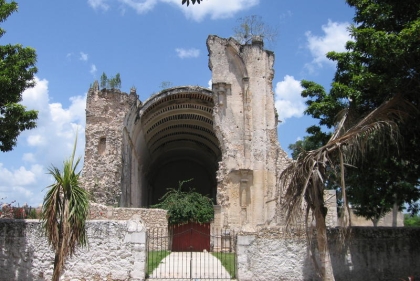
[[41, 136, 89, 281], [279, 94, 413, 281]]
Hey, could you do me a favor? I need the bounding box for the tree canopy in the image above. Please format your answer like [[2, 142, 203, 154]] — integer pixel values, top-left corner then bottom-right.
[[0, 0, 38, 152], [284, 1, 420, 279], [291, 0, 420, 222]]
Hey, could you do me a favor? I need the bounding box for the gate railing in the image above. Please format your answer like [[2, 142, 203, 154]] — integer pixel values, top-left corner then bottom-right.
[[146, 225, 237, 279]]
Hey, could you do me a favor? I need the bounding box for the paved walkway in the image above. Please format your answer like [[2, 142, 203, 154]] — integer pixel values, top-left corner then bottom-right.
[[148, 252, 232, 280]]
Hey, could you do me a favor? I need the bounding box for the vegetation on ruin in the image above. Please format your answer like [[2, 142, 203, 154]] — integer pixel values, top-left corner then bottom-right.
[[284, 0, 420, 280], [100, 72, 121, 90], [152, 179, 214, 225], [41, 136, 89, 281], [233, 15, 278, 45], [0, 0, 38, 152]]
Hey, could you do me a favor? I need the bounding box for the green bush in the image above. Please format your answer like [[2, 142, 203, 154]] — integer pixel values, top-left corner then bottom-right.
[[404, 214, 420, 227], [152, 179, 214, 225]]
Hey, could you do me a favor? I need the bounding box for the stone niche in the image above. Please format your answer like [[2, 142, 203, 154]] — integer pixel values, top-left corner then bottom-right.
[[81, 35, 292, 232]]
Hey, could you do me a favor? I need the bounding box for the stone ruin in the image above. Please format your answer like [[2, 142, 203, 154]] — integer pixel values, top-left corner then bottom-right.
[[81, 35, 334, 231]]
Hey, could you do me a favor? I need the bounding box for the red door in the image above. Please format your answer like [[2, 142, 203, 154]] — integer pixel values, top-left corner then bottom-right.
[[170, 222, 210, 252]]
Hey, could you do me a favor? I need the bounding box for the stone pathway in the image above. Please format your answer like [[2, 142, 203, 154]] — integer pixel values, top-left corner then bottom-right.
[[148, 252, 232, 280]]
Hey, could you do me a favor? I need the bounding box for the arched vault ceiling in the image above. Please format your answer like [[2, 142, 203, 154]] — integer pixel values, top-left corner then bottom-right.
[[139, 86, 221, 165]]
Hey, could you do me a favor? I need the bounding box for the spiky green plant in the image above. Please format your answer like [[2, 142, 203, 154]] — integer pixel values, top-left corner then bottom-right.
[[41, 136, 89, 281]]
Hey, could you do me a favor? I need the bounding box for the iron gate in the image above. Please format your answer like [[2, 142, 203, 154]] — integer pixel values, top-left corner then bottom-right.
[[146, 223, 236, 280]]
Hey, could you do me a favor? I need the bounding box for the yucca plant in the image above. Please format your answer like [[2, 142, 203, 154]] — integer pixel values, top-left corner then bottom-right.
[[41, 136, 89, 281]]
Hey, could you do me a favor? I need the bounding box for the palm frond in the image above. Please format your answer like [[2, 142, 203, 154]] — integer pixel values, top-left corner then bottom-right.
[[280, 93, 414, 228], [41, 134, 89, 281]]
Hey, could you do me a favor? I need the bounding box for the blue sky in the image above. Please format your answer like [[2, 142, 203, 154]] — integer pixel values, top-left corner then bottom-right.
[[0, 0, 354, 206]]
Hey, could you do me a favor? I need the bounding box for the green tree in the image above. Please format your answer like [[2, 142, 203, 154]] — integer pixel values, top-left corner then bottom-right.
[[100, 72, 107, 89], [0, 0, 38, 152], [294, 0, 420, 223], [114, 73, 121, 89], [281, 94, 413, 281], [284, 1, 420, 279], [41, 136, 89, 281], [288, 127, 329, 160], [404, 214, 420, 227], [152, 179, 214, 225]]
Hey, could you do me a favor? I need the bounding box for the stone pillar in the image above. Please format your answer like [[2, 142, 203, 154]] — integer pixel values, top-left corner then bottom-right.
[[236, 235, 256, 281], [125, 219, 146, 281]]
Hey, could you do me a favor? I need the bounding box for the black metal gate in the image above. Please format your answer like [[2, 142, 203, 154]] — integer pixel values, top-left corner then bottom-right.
[[146, 225, 236, 280]]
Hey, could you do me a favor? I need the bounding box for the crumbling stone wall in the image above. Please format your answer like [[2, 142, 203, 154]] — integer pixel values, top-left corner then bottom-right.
[[0, 219, 146, 281], [88, 202, 168, 231], [237, 227, 420, 281], [82, 83, 139, 206], [207, 35, 290, 231]]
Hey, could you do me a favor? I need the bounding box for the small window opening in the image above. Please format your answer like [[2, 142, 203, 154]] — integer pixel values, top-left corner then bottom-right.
[[98, 137, 106, 155]]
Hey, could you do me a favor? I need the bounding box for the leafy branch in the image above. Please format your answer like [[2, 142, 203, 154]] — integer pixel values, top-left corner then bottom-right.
[[152, 179, 214, 225]]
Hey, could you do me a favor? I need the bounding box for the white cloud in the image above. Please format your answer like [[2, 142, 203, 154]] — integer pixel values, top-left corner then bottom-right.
[[90, 64, 97, 75], [175, 48, 200, 59], [0, 163, 45, 205], [88, 0, 110, 11], [208, 79, 212, 89], [21, 77, 49, 109], [89, 0, 259, 21], [22, 153, 36, 163], [118, 0, 157, 14], [0, 77, 86, 206], [80, 52, 89, 61], [274, 75, 306, 123], [170, 0, 260, 22], [27, 134, 47, 147], [305, 20, 351, 71]]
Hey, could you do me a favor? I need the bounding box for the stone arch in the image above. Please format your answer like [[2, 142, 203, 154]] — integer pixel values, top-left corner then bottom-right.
[[121, 86, 221, 207]]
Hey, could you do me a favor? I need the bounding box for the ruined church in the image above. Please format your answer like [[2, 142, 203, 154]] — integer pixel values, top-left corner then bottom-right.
[[82, 35, 304, 231]]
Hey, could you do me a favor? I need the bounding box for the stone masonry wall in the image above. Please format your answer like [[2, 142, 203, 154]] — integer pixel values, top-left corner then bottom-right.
[[237, 227, 420, 281], [0, 219, 146, 281], [88, 203, 168, 231], [82, 83, 139, 206], [207, 35, 290, 231]]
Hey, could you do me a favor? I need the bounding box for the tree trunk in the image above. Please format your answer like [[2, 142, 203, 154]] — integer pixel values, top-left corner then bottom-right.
[[52, 231, 63, 281], [314, 207, 335, 281], [392, 199, 398, 227]]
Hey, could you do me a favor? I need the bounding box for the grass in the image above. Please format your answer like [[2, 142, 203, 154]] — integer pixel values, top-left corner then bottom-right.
[[211, 252, 236, 278], [146, 250, 170, 277]]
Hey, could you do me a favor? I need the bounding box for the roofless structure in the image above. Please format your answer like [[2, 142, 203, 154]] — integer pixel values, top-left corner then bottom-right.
[[82, 35, 292, 231]]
